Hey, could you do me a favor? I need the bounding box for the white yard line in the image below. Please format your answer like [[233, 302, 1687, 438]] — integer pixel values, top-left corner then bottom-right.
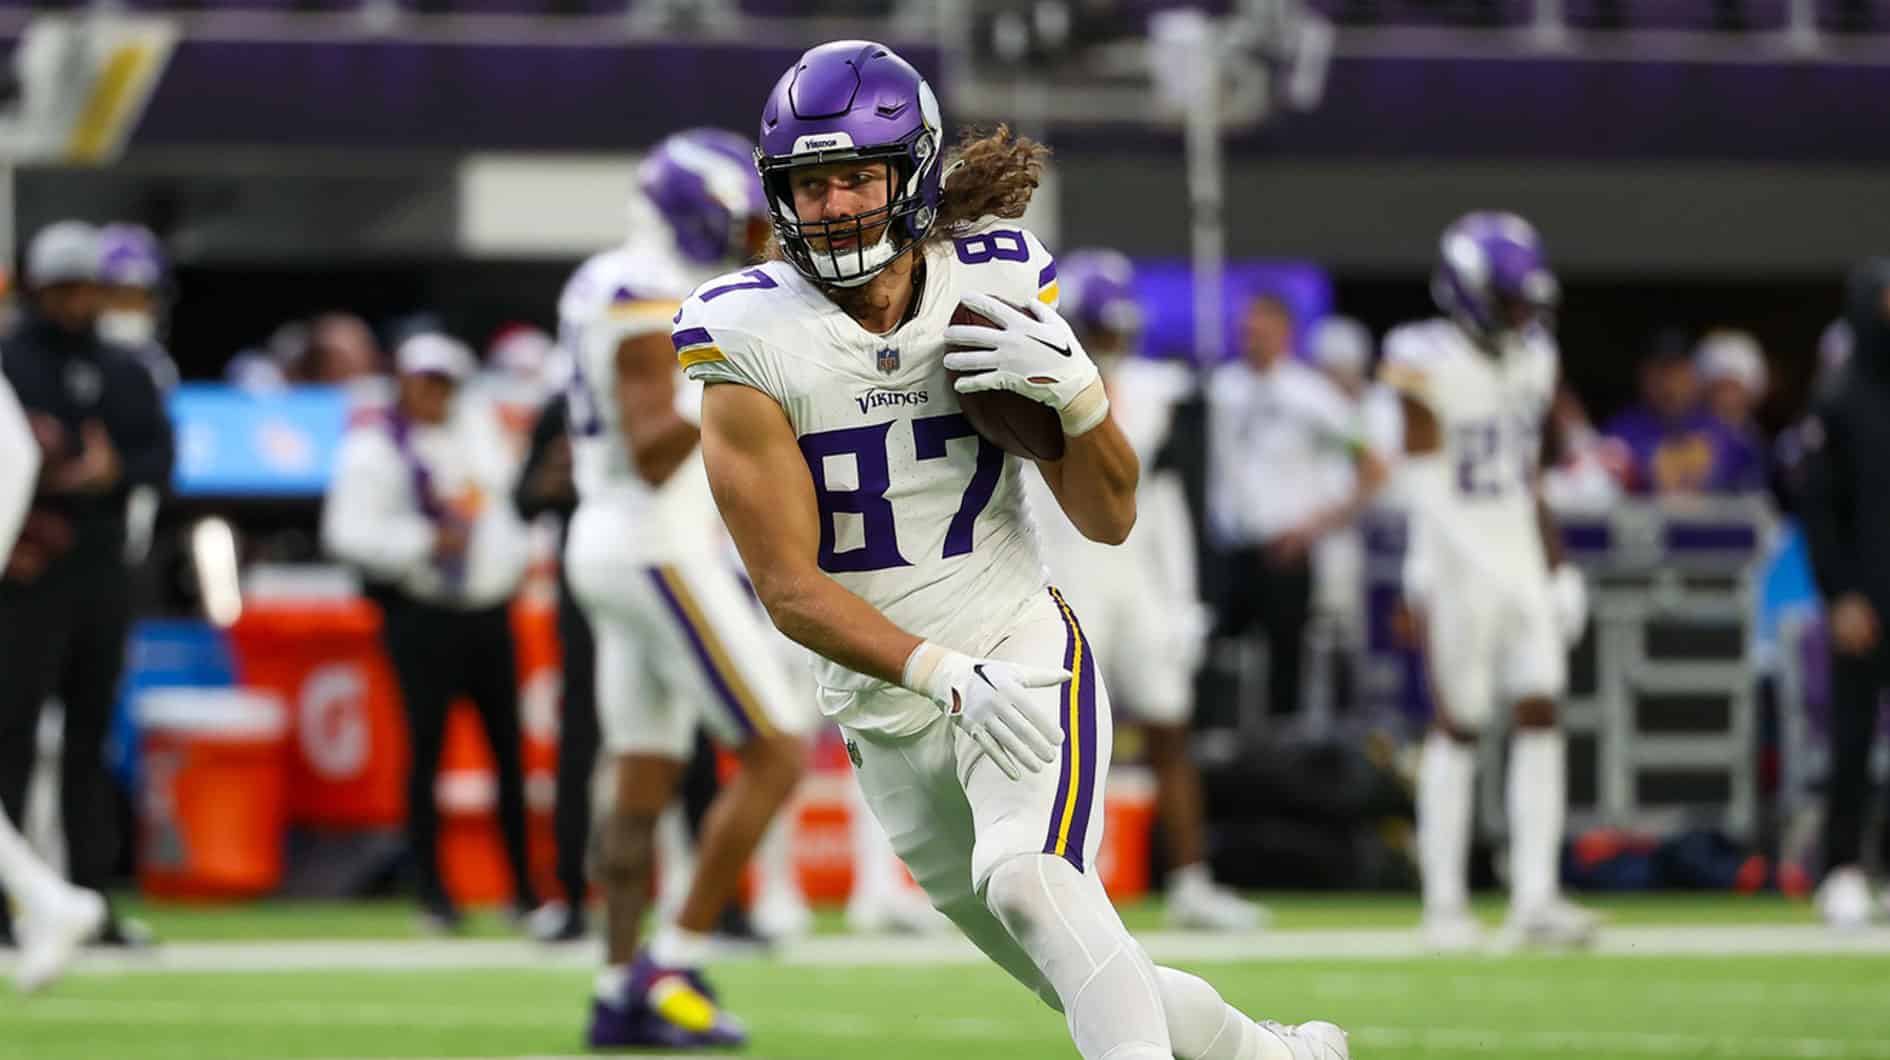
[[1351, 1025, 1890, 1058], [1301, 971, 1890, 1009], [9, 923, 1888, 978]]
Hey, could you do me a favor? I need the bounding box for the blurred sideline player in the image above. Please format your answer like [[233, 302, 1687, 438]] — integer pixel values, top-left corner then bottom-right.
[[558, 128, 815, 1050], [1379, 211, 1596, 950], [1024, 249, 1260, 931], [683, 40, 1347, 1058], [0, 372, 107, 992]]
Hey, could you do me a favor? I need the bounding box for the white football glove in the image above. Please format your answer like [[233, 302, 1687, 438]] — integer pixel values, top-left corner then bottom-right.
[[904, 641, 1068, 781], [1549, 563, 1589, 646], [941, 292, 1110, 437]]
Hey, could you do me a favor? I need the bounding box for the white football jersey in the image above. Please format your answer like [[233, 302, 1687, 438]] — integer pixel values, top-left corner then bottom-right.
[[558, 233, 724, 552], [677, 219, 1062, 735], [1381, 316, 1559, 587]]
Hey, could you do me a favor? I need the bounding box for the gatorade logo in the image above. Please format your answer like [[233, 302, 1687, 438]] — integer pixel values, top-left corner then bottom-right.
[[299, 664, 369, 779]]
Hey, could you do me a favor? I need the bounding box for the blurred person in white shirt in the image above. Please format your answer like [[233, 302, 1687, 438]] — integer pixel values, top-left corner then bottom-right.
[[321, 332, 541, 931], [1206, 295, 1386, 722], [1305, 315, 1385, 731]]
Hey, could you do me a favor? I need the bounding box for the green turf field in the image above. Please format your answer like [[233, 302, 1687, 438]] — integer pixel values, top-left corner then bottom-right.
[[1, 894, 1885, 1060]]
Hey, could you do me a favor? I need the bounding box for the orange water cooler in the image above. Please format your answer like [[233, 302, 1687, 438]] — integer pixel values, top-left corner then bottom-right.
[[137, 689, 289, 900]]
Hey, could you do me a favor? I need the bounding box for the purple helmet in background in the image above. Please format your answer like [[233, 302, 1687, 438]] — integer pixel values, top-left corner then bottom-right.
[[756, 40, 944, 287], [1057, 249, 1142, 343], [1432, 211, 1558, 343], [96, 223, 165, 290], [639, 127, 768, 266]]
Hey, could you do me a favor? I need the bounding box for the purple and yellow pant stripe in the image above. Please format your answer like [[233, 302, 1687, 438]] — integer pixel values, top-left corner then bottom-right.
[[646, 565, 776, 742], [1043, 586, 1099, 872]]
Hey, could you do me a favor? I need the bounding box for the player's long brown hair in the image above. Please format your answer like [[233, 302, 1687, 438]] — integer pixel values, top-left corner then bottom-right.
[[928, 124, 1051, 238]]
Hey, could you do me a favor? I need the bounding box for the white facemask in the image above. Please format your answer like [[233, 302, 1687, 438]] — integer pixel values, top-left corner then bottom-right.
[[808, 227, 901, 288], [98, 309, 157, 347]]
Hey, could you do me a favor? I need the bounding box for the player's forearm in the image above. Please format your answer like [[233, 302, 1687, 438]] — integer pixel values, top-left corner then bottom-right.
[[1040, 414, 1139, 545], [1534, 488, 1566, 570], [752, 564, 924, 688]]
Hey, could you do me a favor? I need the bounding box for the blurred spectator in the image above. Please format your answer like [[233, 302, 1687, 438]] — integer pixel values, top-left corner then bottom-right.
[[1310, 315, 1372, 400], [1305, 314, 1381, 729], [225, 320, 311, 392], [1602, 336, 1763, 495], [95, 223, 177, 568], [1696, 329, 1767, 434], [320, 332, 540, 931], [0, 220, 174, 947], [487, 324, 557, 392], [94, 224, 179, 394], [302, 312, 383, 384], [1206, 295, 1386, 720], [1800, 259, 1890, 929]]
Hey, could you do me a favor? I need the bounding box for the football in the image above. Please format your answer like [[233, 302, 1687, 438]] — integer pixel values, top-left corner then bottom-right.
[[947, 302, 1067, 462]]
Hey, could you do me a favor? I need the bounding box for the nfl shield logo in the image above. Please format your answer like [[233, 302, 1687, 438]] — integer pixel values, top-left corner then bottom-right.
[[846, 740, 863, 769], [876, 348, 900, 374]]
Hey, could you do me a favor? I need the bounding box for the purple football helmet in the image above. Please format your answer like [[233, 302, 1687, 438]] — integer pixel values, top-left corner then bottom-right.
[[96, 223, 164, 289], [756, 40, 944, 287], [639, 128, 768, 266], [1057, 249, 1142, 346], [1431, 211, 1558, 343]]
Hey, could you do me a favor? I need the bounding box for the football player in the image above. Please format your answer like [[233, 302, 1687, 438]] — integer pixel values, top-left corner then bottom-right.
[[1379, 211, 1597, 950], [559, 128, 816, 1049], [1024, 249, 1260, 931], [681, 40, 1347, 1059]]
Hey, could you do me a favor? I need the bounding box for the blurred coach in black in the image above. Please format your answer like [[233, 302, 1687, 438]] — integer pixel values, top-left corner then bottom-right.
[[1801, 258, 1890, 928], [512, 391, 596, 942], [0, 221, 174, 945]]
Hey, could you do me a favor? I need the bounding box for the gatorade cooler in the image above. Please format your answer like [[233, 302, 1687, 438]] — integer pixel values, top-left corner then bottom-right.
[[137, 689, 289, 900], [229, 600, 409, 828], [1097, 770, 1156, 902]]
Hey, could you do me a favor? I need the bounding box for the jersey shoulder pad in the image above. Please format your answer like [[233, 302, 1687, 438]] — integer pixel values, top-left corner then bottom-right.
[[944, 217, 1060, 310], [556, 249, 623, 328], [672, 263, 798, 400], [1379, 319, 1453, 402]]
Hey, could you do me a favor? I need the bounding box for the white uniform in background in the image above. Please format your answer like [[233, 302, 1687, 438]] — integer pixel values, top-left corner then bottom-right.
[[680, 221, 1109, 958], [1025, 357, 1202, 721], [1382, 315, 1592, 951], [0, 374, 107, 992], [1381, 318, 1565, 724], [559, 234, 813, 760]]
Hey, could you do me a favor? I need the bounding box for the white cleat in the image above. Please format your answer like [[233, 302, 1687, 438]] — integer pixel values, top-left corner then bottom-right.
[[1502, 896, 1601, 949], [1259, 1019, 1350, 1060], [15, 888, 105, 993], [1166, 876, 1268, 932], [1817, 866, 1877, 929], [750, 888, 814, 943], [846, 887, 950, 935], [1421, 907, 1485, 953]]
